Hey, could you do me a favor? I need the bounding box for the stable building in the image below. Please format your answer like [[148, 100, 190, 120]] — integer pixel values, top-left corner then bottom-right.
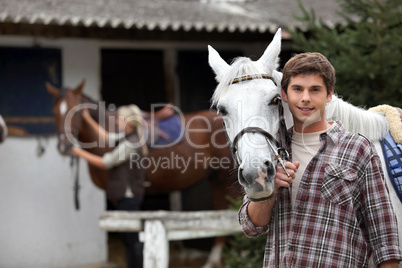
[[0, 0, 342, 267]]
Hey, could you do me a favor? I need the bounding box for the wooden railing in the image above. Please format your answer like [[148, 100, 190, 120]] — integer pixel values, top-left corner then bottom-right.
[[99, 210, 242, 268]]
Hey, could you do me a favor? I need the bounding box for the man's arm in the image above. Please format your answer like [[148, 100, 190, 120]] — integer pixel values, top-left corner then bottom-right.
[[379, 260, 400, 268], [361, 149, 401, 265]]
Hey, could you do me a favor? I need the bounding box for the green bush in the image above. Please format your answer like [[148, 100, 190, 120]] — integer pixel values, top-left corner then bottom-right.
[[222, 196, 266, 268]]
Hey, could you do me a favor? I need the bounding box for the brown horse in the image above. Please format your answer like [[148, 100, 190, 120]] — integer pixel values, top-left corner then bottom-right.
[[46, 80, 238, 204], [46, 80, 240, 266], [0, 114, 7, 143]]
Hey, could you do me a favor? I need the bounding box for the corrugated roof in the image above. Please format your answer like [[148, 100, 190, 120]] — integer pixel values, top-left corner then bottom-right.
[[0, 0, 343, 34]]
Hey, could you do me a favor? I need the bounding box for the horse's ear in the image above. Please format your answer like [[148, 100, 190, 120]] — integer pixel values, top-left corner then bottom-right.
[[45, 82, 60, 97], [74, 79, 86, 95], [208, 45, 230, 82], [273, 70, 283, 88], [257, 28, 281, 73]]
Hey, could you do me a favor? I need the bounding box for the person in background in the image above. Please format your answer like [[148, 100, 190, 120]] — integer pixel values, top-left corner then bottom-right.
[[72, 104, 148, 268]]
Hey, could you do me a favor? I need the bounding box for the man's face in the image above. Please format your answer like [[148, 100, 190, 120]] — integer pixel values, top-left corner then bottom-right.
[[281, 74, 333, 133]]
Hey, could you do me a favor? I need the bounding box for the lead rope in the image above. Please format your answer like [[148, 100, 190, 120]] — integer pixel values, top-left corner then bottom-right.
[[275, 197, 280, 268], [274, 95, 290, 268], [74, 156, 80, 210], [70, 156, 80, 210], [70, 102, 83, 211]]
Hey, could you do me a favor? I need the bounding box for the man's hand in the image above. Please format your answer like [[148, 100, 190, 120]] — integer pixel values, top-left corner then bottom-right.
[[274, 161, 300, 191]]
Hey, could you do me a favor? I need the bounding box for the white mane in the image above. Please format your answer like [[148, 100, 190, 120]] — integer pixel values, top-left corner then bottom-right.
[[325, 94, 389, 141]]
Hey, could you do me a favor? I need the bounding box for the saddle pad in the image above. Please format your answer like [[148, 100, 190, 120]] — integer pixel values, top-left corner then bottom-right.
[[381, 132, 402, 203], [153, 115, 183, 147]]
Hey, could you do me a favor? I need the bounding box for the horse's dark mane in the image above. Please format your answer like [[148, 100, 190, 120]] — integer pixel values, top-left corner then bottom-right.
[[52, 87, 96, 105], [81, 93, 97, 104], [79, 93, 117, 125], [52, 87, 68, 103]]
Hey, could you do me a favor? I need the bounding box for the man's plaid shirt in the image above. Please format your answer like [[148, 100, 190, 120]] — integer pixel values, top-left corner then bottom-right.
[[239, 122, 401, 267]]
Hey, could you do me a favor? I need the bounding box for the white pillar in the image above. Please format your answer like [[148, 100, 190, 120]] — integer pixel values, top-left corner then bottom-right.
[[142, 220, 169, 268]]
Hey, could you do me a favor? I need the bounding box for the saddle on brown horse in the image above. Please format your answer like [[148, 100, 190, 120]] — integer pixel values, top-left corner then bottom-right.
[[140, 105, 184, 148]]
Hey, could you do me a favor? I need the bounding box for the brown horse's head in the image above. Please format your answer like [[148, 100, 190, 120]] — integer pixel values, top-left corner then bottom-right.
[[0, 114, 7, 143], [46, 80, 85, 155]]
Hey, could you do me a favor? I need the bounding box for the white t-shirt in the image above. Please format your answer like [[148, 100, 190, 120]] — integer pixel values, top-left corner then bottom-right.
[[291, 127, 330, 207]]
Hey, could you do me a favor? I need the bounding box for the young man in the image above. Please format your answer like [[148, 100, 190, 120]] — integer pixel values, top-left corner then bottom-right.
[[239, 52, 401, 267]]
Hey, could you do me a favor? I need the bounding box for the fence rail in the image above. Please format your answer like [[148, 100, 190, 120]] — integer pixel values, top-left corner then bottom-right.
[[99, 210, 242, 268]]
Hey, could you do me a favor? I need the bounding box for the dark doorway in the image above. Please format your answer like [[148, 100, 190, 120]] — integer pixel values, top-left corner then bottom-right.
[[177, 49, 242, 113], [101, 48, 170, 221], [101, 49, 167, 111]]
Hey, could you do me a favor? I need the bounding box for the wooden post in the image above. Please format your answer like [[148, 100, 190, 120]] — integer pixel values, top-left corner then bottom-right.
[[142, 220, 169, 268]]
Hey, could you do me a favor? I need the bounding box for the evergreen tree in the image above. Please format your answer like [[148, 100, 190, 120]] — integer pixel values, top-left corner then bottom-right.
[[291, 0, 402, 107]]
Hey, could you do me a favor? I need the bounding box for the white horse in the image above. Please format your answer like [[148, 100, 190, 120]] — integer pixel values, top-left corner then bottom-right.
[[208, 28, 401, 267]]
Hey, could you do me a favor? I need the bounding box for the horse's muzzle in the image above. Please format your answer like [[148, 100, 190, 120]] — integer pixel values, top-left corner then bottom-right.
[[238, 164, 276, 201], [58, 141, 73, 155]]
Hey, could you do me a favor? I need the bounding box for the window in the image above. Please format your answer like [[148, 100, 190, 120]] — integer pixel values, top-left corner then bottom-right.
[[0, 47, 62, 135]]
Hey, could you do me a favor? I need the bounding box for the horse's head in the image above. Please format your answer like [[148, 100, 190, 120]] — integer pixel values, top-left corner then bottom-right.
[[209, 29, 284, 201], [46, 80, 85, 155], [0, 114, 7, 143]]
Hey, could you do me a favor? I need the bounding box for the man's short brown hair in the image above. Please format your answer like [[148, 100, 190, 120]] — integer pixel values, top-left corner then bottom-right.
[[281, 52, 336, 96]]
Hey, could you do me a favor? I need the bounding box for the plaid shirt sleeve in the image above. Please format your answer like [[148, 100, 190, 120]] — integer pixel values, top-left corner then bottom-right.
[[238, 195, 270, 238], [359, 150, 401, 265]]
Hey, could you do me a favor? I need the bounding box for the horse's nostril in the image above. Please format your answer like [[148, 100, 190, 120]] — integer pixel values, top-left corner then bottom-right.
[[264, 160, 275, 176]]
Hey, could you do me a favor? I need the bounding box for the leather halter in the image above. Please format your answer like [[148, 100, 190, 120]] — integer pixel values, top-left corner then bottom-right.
[[56, 91, 83, 154], [222, 75, 289, 169], [55, 90, 82, 210], [230, 126, 280, 164], [231, 74, 277, 86], [223, 97, 289, 168]]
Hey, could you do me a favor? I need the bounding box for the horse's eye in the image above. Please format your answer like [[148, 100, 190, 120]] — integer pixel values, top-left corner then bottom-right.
[[269, 96, 281, 106], [217, 106, 228, 116]]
